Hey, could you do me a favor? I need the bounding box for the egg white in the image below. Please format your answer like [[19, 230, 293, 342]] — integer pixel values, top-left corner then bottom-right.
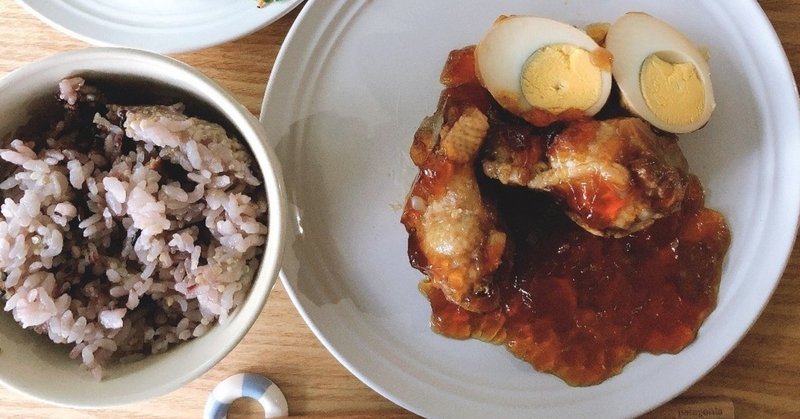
[[475, 16, 612, 118], [606, 12, 715, 133]]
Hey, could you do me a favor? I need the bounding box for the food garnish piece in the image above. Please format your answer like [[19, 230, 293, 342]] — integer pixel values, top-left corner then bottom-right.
[[402, 88, 509, 313], [606, 12, 715, 133], [474, 15, 612, 127], [585, 22, 611, 46], [483, 117, 689, 237]]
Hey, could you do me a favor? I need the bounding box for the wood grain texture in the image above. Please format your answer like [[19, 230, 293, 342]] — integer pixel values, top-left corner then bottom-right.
[[0, 0, 798, 417]]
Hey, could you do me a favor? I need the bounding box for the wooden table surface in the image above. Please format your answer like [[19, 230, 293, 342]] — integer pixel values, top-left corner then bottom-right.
[[1, 0, 799, 417]]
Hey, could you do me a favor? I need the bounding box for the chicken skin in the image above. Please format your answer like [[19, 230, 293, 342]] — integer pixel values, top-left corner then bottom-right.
[[483, 117, 689, 237]]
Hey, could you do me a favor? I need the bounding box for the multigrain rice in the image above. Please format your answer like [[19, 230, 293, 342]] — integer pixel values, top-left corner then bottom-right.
[[0, 77, 268, 379]]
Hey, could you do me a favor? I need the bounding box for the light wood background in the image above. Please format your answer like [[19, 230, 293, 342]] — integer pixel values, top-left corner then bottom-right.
[[0, 0, 798, 417]]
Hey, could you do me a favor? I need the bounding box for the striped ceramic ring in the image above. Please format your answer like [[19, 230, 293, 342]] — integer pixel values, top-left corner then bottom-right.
[[203, 373, 288, 419]]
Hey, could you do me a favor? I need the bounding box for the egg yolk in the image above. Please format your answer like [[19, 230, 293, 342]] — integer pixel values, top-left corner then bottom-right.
[[520, 44, 603, 114], [639, 54, 705, 127]]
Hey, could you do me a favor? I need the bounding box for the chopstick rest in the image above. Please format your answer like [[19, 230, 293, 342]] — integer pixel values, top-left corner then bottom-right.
[[204, 372, 288, 418]]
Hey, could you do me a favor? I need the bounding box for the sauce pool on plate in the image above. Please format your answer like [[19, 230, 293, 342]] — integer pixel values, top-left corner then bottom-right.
[[422, 175, 729, 385], [409, 44, 730, 386]]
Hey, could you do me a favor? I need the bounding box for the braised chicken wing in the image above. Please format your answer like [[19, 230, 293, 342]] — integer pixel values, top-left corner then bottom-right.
[[401, 87, 509, 313], [483, 117, 689, 237]]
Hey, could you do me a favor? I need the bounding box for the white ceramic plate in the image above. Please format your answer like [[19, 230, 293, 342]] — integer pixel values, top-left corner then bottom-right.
[[260, 0, 800, 417], [16, 0, 304, 54]]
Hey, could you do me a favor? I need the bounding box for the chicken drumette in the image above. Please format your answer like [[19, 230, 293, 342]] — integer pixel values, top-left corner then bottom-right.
[[483, 116, 689, 237], [401, 86, 509, 313]]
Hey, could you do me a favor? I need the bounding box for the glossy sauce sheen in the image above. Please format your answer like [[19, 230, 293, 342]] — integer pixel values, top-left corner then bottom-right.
[[418, 47, 731, 386]]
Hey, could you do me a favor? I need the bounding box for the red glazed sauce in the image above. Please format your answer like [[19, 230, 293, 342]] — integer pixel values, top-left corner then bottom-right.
[[415, 47, 731, 386]]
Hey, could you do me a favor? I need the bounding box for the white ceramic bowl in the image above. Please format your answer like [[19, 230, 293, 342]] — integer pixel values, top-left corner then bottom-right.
[[0, 48, 286, 407]]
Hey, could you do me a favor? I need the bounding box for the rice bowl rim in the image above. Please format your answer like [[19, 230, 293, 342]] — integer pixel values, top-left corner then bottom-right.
[[0, 47, 287, 407]]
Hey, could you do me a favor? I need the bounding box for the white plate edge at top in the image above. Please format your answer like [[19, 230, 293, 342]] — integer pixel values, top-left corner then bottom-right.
[[15, 0, 304, 54]]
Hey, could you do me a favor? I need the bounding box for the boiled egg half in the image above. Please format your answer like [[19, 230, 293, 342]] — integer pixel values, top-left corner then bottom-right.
[[475, 16, 612, 125], [606, 12, 715, 133]]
